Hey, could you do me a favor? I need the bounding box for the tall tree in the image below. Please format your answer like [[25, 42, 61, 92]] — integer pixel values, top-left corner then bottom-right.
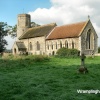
[[0, 22, 8, 53]]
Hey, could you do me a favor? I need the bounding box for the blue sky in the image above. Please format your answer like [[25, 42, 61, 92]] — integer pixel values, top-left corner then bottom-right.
[[0, 0, 51, 26], [1, 0, 100, 49]]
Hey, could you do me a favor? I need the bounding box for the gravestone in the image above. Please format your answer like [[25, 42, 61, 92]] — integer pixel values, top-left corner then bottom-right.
[[78, 53, 88, 74], [81, 53, 86, 66]]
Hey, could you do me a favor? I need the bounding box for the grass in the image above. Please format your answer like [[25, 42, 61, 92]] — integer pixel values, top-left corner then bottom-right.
[[0, 55, 100, 100]]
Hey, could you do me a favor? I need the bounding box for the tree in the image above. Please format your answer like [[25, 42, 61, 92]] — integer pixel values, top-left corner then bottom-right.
[[8, 24, 17, 38], [31, 22, 40, 27], [0, 22, 8, 53]]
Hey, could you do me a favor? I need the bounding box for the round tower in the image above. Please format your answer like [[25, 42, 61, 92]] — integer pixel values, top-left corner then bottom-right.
[[17, 14, 31, 39]]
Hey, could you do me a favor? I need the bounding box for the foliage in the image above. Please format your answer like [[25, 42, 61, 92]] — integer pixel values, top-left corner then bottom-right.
[[0, 22, 8, 53], [98, 46, 100, 53], [8, 24, 17, 38], [0, 56, 100, 100], [31, 22, 40, 27], [2, 54, 50, 62], [33, 55, 50, 62], [56, 48, 80, 57]]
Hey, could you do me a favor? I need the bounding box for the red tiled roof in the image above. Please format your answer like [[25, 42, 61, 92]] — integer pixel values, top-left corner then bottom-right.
[[46, 21, 88, 40]]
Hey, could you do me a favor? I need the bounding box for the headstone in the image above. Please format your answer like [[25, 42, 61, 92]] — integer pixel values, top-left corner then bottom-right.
[[78, 53, 88, 74], [81, 53, 86, 66]]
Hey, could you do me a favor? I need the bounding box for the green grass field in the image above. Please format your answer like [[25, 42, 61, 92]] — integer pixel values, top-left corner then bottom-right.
[[0, 55, 100, 100]]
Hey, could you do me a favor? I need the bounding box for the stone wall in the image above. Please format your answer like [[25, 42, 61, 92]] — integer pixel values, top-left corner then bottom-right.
[[13, 37, 80, 56], [46, 38, 79, 55], [21, 36, 46, 55]]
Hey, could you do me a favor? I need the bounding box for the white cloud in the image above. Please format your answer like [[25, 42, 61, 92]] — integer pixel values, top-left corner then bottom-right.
[[28, 0, 100, 45]]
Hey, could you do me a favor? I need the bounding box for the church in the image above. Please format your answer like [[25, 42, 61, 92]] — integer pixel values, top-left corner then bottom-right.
[[12, 14, 98, 55]]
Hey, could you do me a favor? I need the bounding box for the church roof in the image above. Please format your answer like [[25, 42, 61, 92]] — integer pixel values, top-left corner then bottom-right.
[[46, 20, 88, 40], [19, 23, 56, 39], [16, 42, 26, 49]]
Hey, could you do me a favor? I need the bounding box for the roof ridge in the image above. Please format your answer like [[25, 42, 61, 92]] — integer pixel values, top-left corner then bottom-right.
[[26, 23, 57, 32], [57, 20, 87, 28], [41, 23, 57, 27]]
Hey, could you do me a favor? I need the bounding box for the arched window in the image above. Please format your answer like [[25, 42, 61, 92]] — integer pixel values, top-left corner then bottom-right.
[[52, 51, 55, 55], [56, 42, 57, 49], [60, 41, 62, 48], [47, 44, 49, 50], [65, 40, 68, 48], [86, 29, 94, 49], [51, 43, 53, 50], [72, 41, 74, 49], [37, 41, 40, 50], [29, 42, 32, 50]]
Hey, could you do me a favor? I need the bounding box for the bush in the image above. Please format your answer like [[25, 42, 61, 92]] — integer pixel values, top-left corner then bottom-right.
[[98, 46, 100, 53], [34, 55, 50, 62], [56, 48, 80, 57], [56, 48, 67, 57]]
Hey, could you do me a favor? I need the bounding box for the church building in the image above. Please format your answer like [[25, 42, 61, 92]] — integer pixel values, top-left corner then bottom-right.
[[12, 14, 98, 55]]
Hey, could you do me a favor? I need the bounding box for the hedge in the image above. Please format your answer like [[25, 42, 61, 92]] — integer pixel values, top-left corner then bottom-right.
[[56, 48, 80, 57]]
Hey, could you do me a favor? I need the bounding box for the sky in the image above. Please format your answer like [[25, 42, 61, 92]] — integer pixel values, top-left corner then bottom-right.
[[0, 0, 100, 49]]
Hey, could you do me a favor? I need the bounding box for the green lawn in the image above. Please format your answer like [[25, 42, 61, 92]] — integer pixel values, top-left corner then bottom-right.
[[0, 55, 100, 100]]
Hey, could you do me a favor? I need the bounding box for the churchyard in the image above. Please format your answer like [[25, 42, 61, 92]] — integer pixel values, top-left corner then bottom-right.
[[0, 55, 100, 100]]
